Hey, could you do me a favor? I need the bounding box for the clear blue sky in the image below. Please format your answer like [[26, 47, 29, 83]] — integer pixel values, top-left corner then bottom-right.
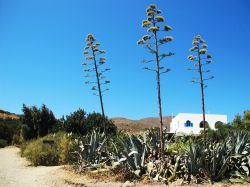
[[1, 0, 250, 122]]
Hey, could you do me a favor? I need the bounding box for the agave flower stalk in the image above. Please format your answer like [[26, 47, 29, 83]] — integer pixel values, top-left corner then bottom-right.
[[187, 35, 214, 143], [138, 4, 174, 159], [82, 34, 110, 118]]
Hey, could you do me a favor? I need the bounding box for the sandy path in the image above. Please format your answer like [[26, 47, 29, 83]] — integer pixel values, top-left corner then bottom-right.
[[0, 146, 67, 187], [0, 147, 125, 187]]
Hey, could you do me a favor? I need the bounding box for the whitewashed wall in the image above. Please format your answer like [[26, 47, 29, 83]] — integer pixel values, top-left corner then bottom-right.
[[170, 113, 228, 135]]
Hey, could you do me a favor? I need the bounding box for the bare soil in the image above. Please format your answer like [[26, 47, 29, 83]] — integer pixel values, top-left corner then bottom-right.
[[0, 146, 66, 187]]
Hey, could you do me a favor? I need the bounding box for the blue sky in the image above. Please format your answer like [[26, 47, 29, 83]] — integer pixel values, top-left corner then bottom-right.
[[0, 0, 250, 122]]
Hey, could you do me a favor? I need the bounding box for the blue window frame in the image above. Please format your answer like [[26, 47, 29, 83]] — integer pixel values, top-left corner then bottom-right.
[[185, 120, 193, 127]]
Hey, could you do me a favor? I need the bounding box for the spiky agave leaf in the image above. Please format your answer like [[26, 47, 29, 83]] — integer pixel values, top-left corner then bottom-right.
[[73, 130, 108, 170]]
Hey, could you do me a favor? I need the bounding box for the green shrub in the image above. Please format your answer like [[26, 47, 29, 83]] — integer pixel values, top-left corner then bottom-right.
[[207, 123, 231, 142], [21, 124, 33, 141], [12, 134, 22, 145], [21, 104, 57, 140], [21, 132, 75, 166], [0, 118, 21, 144], [0, 139, 8, 148], [61, 109, 117, 136], [167, 141, 188, 154], [21, 138, 59, 166], [86, 113, 117, 136], [57, 133, 76, 164]]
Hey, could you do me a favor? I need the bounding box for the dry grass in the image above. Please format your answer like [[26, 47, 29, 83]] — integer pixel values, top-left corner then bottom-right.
[[0, 111, 19, 120], [63, 166, 250, 187]]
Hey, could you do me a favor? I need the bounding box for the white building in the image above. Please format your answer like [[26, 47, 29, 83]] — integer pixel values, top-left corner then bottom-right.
[[170, 113, 227, 135]]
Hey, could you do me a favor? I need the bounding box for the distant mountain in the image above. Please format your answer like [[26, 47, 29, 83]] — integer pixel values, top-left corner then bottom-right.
[[111, 116, 173, 133], [0, 110, 19, 120], [0, 109, 173, 131]]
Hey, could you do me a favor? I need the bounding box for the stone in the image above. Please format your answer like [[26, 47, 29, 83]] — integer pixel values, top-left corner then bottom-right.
[[122, 180, 135, 187]]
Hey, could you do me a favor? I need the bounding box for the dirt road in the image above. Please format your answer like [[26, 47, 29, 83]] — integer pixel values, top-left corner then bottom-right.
[[0, 146, 68, 187], [0, 147, 125, 187]]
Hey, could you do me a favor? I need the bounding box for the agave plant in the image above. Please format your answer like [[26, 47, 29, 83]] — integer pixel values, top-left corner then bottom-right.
[[204, 141, 232, 182], [145, 127, 174, 159], [146, 153, 187, 183], [228, 131, 250, 180], [145, 128, 161, 160], [73, 130, 108, 171], [229, 131, 250, 154], [187, 139, 234, 183], [112, 134, 147, 176], [187, 142, 204, 177]]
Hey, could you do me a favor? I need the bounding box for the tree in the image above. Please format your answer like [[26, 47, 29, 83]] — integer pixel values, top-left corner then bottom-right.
[[187, 35, 214, 143], [62, 109, 117, 136], [21, 104, 56, 139], [82, 34, 110, 117], [86, 112, 117, 136], [137, 4, 174, 158], [0, 118, 21, 144], [242, 110, 250, 129], [232, 114, 242, 127], [232, 110, 250, 130], [39, 104, 56, 136], [22, 104, 37, 139], [64, 109, 87, 135]]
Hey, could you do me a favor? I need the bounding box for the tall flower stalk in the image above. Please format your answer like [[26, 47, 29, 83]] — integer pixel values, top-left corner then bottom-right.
[[187, 35, 214, 143], [82, 34, 110, 118], [138, 4, 174, 158]]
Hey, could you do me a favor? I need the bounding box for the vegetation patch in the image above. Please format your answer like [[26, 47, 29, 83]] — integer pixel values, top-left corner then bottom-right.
[[20, 132, 75, 166], [0, 118, 21, 147], [0, 139, 8, 148]]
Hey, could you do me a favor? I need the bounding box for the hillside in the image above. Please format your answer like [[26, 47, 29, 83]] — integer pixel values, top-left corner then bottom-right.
[[0, 110, 19, 120], [0, 109, 172, 133], [111, 116, 173, 133]]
